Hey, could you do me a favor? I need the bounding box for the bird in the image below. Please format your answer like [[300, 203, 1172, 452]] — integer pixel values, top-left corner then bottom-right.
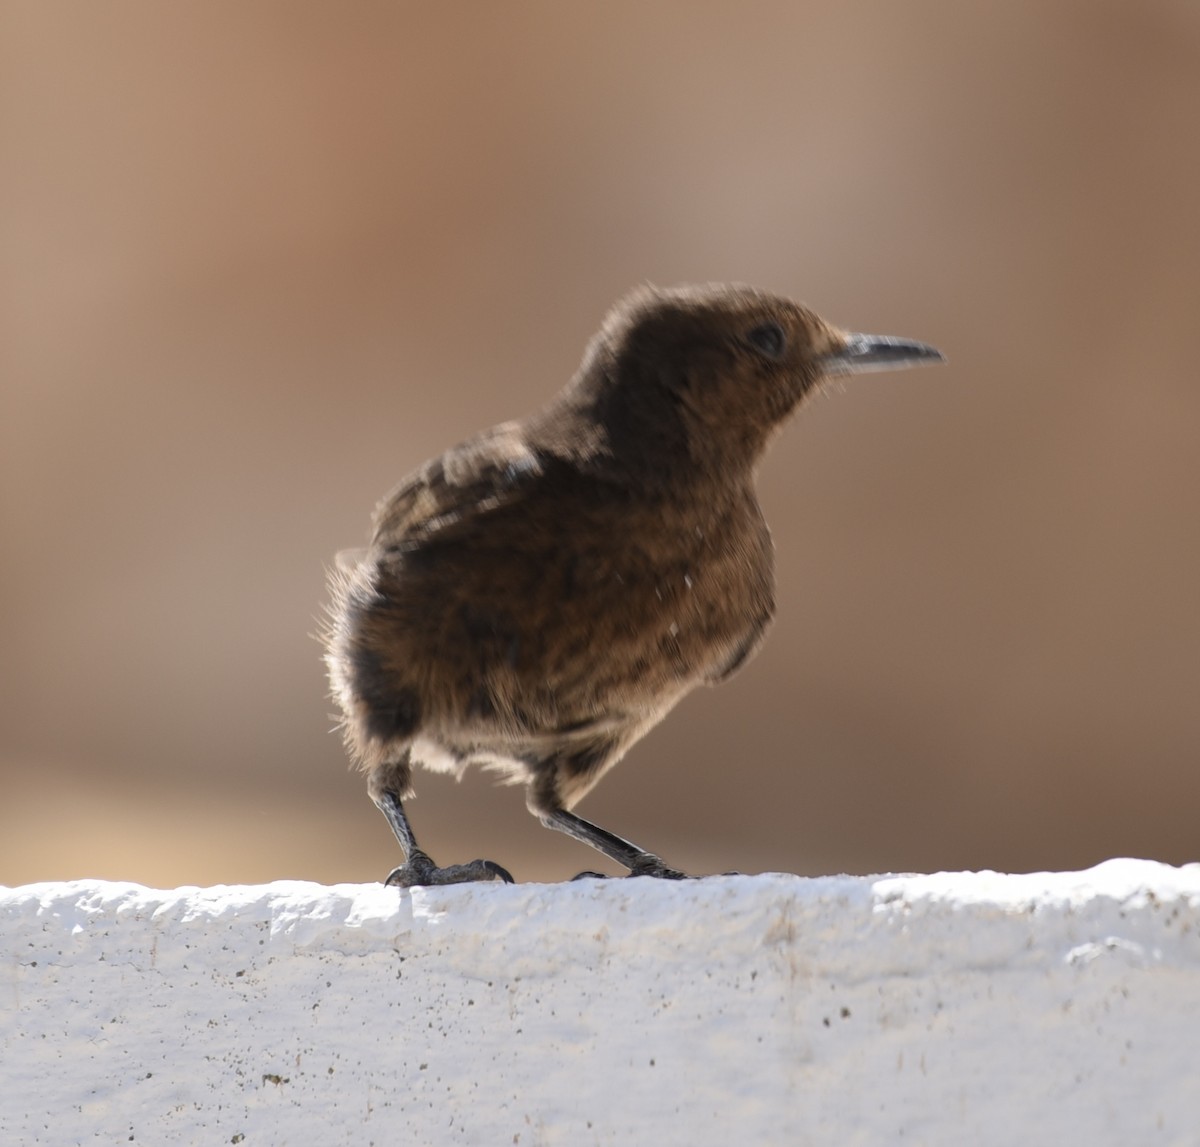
[[323, 283, 944, 887]]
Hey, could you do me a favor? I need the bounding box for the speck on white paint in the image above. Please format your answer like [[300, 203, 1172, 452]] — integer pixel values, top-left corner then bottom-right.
[[2, 859, 1199, 1145]]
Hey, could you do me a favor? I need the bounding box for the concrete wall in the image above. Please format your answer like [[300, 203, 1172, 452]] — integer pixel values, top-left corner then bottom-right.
[[3, 860, 1198, 1145]]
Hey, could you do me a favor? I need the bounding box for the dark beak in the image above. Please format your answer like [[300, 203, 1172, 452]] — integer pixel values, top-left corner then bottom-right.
[[821, 333, 946, 376]]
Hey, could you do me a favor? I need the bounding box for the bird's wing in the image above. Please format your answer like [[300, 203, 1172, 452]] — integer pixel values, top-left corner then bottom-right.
[[369, 421, 545, 550]]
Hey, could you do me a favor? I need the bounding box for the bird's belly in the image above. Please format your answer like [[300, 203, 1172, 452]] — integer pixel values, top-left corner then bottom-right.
[[353, 511, 773, 750]]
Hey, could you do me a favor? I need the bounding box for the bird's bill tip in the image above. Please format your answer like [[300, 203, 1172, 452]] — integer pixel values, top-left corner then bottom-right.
[[821, 332, 946, 376]]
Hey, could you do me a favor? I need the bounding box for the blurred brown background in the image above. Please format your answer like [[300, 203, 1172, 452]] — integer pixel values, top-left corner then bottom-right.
[[3, 2, 1198, 888]]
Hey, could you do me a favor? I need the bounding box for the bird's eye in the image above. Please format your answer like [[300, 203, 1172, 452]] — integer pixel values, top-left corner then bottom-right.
[[745, 321, 786, 359]]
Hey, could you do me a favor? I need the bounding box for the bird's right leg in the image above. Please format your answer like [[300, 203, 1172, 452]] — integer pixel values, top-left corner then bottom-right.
[[372, 785, 513, 888]]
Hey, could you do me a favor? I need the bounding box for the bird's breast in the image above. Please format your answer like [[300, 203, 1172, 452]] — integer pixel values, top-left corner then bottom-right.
[[533, 492, 776, 698]]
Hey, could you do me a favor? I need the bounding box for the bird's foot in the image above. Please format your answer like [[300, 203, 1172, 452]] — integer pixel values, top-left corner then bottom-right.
[[627, 854, 690, 880], [571, 859, 689, 880], [384, 851, 514, 888]]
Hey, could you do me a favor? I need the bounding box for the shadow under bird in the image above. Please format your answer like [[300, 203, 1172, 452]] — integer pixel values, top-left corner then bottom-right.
[[324, 283, 944, 886]]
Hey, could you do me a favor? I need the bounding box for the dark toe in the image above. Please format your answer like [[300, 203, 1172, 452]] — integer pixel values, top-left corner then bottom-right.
[[478, 860, 515, 884], [384, 857, 513, 888], [628, 856, 690, 880], [383, 863, 424, 888]]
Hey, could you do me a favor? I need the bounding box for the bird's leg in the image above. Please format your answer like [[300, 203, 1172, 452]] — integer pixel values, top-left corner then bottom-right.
[[374, 789, 514, 887], [541, 808, 688, 880]]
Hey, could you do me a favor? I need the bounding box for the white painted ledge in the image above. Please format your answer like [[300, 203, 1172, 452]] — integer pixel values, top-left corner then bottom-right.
[[3, 859, 1198, 1145]]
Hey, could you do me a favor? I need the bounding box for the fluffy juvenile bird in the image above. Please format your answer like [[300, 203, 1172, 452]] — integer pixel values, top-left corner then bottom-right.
[[324, 283, 943, 886]]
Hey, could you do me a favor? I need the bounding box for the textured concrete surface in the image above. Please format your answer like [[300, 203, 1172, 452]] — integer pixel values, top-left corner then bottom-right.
[[2, 860, 1198, 1145]]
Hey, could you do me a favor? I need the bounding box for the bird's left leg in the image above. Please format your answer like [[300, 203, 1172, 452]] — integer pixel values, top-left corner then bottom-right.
[[375, 788, 514, 886], [535, 804, 688, 880]]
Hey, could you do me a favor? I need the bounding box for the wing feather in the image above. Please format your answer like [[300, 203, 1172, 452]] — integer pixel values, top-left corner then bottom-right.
[[369, 422, 543, 549]]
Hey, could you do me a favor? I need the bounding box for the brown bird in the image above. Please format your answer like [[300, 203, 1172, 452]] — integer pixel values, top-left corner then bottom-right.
[[323, 283, 944, 886]]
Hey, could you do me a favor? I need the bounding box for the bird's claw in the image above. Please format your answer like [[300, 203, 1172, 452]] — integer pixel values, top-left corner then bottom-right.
[[571, 859, 688, 881], [627, 855, 690, 880], [384, 857, 514, 888]]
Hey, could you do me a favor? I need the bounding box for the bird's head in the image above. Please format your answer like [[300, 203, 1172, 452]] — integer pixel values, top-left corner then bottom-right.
[[572, 283, 944, 475]]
